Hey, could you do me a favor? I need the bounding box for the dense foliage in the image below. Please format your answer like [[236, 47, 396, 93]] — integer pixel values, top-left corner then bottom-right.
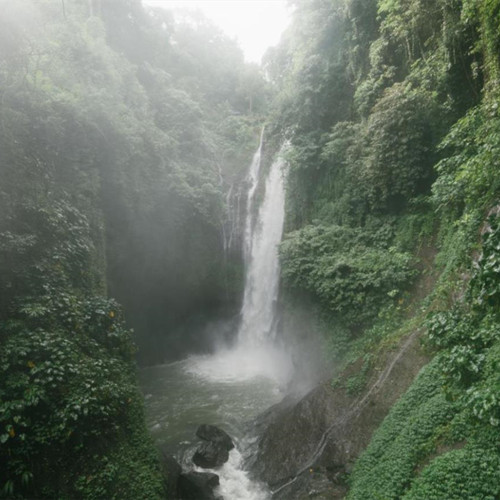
[[348, 215, 500, 499], [0, 0, 268, 497], [280, 223, 414, 329], [1, 0, 267, 365], [266, 0, 500, 497], [3, 0, 500, 497], [0, 196, 163, 497], [267, 0, 498, 348], [267, 0, 479, 351]]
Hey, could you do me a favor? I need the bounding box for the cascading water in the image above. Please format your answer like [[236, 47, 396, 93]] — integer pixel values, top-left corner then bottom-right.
[[243, 127, 265, 261], [187, 138, 291, 383], [141, 134, 291, 500], [238, 146, 287, 346]]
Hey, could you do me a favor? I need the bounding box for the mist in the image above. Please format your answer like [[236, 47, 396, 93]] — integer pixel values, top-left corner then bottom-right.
[[6, 0, 487, 499]]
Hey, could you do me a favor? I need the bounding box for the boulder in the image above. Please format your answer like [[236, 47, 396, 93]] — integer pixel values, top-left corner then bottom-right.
[[193, 441, 229, 468], [178, 471, 222, 500], [158, 446, 182, 498], [196, 424, 234, 450], [250, 330, 428, 498]]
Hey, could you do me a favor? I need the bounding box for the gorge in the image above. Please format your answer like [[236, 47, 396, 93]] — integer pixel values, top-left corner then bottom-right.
[[1, 1, 500, 499], [140, 135, 291, 500]]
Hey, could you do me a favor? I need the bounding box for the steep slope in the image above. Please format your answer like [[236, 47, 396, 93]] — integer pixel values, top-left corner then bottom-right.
[[254, 0, 500, 498]]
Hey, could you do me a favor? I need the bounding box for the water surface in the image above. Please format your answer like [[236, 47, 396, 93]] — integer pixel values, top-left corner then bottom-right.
[[140, 348, 290, 499], [139, 139, 291, 499]]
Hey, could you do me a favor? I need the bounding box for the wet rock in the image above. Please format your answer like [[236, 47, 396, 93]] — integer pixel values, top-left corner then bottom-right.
[[192, 424, 234, 468], [271, 466, 348, 500], [250, 331, 428, 498], [178, 471, 222, 500], [193, 441, 229, 468], [157, 446, 182, 498], [250, 384, 340, 485], [196, 424, 234, 450]]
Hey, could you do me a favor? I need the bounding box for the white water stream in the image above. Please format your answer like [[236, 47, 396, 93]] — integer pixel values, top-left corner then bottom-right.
[[141, 136, 290, 500], [239, 144, 287, 347]]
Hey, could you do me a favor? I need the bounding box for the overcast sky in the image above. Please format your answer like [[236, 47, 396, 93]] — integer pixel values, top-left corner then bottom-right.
[[143, 0, 291, 63]]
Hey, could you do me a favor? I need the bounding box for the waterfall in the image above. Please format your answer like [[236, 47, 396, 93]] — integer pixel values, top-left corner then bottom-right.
[[165, 134, 291, 500], [186, 136, 291, 384], [243, 127, 265, 261], [222, 128, 263, 277], [237, 147, 286, 346], [222, 126, 287, 348]]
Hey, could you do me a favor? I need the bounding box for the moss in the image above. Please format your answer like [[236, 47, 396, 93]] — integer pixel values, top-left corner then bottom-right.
[[348, 359, 456, 500]]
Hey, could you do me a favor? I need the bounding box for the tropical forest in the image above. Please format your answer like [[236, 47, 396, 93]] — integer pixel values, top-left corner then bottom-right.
[[1, 0, 500, 499]]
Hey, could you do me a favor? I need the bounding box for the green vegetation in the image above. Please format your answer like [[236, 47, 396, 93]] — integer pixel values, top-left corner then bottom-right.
[[0, 0, 268, 497], [270, 0, 483, 343], [0, 196, 164, 497], [1, 0, 267, 365], [264, 0, 498, 366], [3, 0, 500, 497], [347, 359, 455, 499], [264, 0, 500, 498], [280, 224, 414, 330], [348, 215, 500, 499]]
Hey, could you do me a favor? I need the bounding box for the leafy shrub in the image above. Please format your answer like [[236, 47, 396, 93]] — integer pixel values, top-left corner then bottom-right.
[[403, 444, 500, 500], [470, 214, 500, 308], [426, 214, 500, 419], [0, 197, 162, 498], [432, 103, 500, 214], [357, 85, 440, 213], [344, 354, 373, 395], [348, 359, 456, 500], [465, 339, 500, 427], [349, 210, 500, 499], [0, 299, 161, 498], [280, 224, 415, 329]]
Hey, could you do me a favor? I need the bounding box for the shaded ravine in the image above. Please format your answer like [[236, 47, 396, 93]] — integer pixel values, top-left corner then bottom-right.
[[141, 138, 291, 500]]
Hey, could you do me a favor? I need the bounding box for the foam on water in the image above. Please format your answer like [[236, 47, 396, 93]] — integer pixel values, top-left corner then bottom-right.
[[184, 344, 292, 386], [197, 448, 270, 500]]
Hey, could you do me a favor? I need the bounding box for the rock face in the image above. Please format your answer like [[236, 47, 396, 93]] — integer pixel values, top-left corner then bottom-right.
[[250, 331, 429, 499], [157, 447, 182, 499], [192, 424, 234, 469], [249, 384, 343, 485], [196, 424, 234, 451], [193, 441, 229, 468], [178, 471, 222, 500]]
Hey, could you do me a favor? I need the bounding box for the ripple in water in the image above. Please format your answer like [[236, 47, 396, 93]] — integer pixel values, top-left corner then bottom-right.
[[140, 352, 287, 500]]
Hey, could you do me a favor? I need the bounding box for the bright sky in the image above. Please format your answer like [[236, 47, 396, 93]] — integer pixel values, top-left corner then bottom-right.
[[143, 0, 291, 63]]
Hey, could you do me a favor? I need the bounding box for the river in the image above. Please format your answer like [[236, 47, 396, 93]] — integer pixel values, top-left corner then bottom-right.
[[140, 345, 291, 499], [140, 136, 290, 499]]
